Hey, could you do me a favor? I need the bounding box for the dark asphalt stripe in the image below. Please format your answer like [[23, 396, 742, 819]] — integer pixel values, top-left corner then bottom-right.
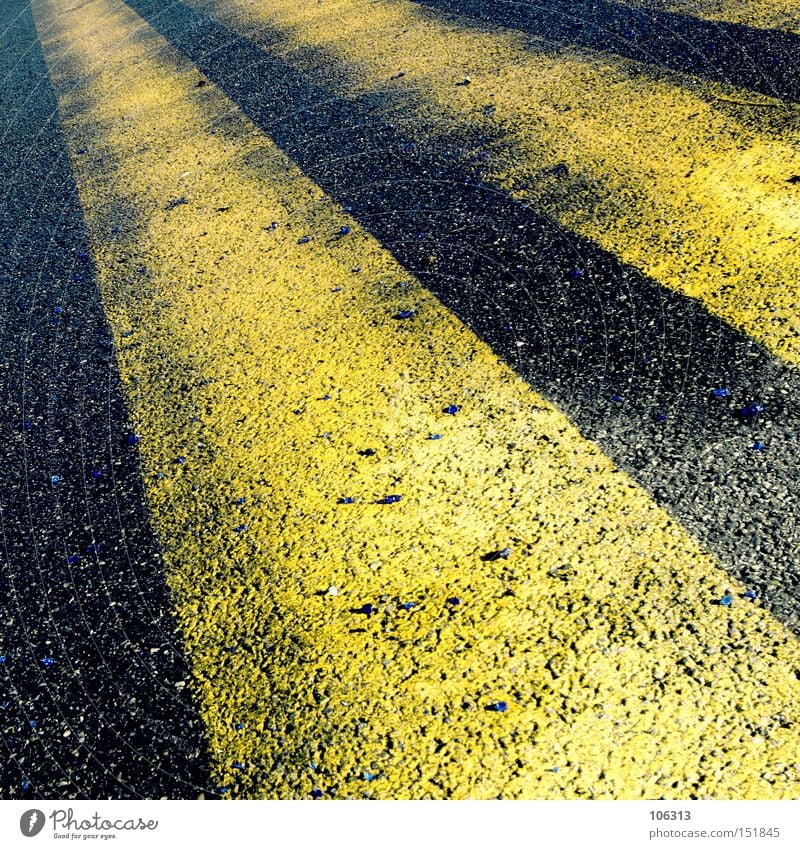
[[0, 0, 215, 799], [411, 0, 800, 103], [120, 0, 800, 634]]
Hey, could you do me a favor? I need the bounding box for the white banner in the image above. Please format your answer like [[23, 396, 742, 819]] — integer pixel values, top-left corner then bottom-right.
[[1, 800, 798, 849]]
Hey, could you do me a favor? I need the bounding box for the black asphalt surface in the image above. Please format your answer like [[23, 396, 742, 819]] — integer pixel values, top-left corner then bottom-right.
[[0, 0, 213, 799], [124, 0, 800, 633]]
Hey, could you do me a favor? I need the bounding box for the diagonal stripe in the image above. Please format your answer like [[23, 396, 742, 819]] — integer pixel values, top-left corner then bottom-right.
[[0, 0, 213, 798], [188, 0, 800, 371], [115, 0, 800, 635], [412, 0, 800, 102], [36, 0, 800, 800], [625, 0, 800, 36]]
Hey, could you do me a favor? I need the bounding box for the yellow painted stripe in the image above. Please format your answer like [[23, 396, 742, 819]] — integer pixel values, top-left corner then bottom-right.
[[627, 0, 800, 35], [186, 0, 800, 368], [36, 0, 800, 799]]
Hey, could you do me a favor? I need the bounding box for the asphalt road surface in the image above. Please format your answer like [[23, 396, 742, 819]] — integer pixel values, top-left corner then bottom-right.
[[1, 0, 799, 799]]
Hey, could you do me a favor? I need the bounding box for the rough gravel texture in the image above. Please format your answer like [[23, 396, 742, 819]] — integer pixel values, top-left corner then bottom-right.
[[24, 0, 800, 800], [0, 0, 213, 799]]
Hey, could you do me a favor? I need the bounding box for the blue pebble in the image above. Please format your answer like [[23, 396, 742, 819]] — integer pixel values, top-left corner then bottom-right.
[[362, 772, 376, 782], [40, 657, 56, 667], [297, 236, 311, 244], [744, 589, 757, 600], [378, 495, 402, 504], [218, 786, 229, 795], [234, 524, 247, 533], [91, 469, 103, 479], [396, 309, 416, 319], [740, 402, 764, 419], [235, 722, 245, 730], [339, 226, 351, 235], [489, 701, 508, 713], [401, 602, 416, 611], [656, 413, 667, 422], [720, 593, 733, 607], [0, 655, 6, 664], [311, 788, 324, 799], [446, 597, 461, 606], [428, 433, 442, 440], [23, 420, 33, 431], [29, 720, 37, 728], [86, 544, 101, 555], [444, 404, 460, 415], [49, 475, 62, 485], [53, 306, 63, 315], [22, 780, 31, 791], [177, 456, 187, 465], [339, 497, 355, 504], [127, 434, 140, 446], [357, 604, 376, 616], [752, 440, 765, 451], [67, 555, 80, 565], [234, 497, 246, 504], [610, 394, 622, 403], [352, 267, 361, 273], [712, 387, 730, 398], [233, 762, 245, 770]]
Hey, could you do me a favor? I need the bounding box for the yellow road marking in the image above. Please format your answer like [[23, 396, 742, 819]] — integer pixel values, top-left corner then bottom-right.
[[36, 0, 800, 798], [627, 0, 800, 35], [188, 0, 800, 368]]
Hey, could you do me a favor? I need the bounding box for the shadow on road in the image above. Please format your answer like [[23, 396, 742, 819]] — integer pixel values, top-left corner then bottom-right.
[[415, 0, 800, 103], [122, 0, 800, 632], [0, 0, 214, 799]]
